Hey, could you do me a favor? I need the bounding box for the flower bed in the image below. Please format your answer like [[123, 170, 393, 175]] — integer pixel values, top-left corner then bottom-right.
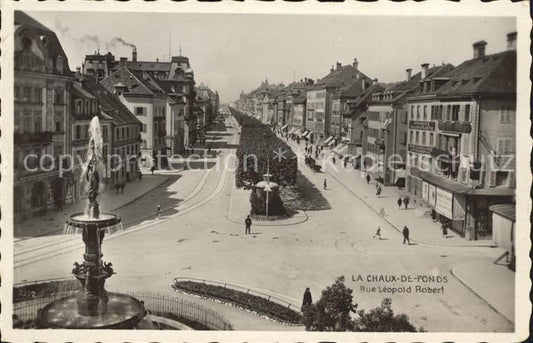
[[172, 280, 302, 324]]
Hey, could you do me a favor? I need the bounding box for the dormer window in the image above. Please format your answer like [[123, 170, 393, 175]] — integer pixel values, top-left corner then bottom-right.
[[84, 100, 90, 114], [22, 36, 32, 50], [75, 99, 83, 114], [56, 56, 63, 74]]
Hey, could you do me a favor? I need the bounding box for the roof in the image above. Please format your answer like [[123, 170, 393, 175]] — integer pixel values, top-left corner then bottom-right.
[[313, 64, 371, 90], [436, 50, 516, 97], [80, 74, 142, 125], [14, 11, 73, 77], [125, 61, 171, 73], [100, 67, 166, 97], [411, 168, 472, 194], [489, 204, 515, 222], [391, 64, 453, 94]]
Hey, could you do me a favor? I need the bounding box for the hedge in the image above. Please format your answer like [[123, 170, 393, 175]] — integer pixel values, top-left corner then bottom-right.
[[172, 280, 302, 324], [231, 108, 298, 188]]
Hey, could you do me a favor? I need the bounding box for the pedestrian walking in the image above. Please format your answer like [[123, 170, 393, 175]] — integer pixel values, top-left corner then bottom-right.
[[366, 174, 370, 184], [344, 160, 347, 168], [403, 196, 410, 209], [376, 185, 382, 197], [120, 183, 125, 194], [373, 226, 382, 239], [323, 178, 327, 190], [397, 197, 403, 209], [332, 156, 336, 164], [301, 287, 313, 312], [156, 204, 161, 219], [115, 183, 120, 194], [441, 223, 448, 238], [379, 207, 386, 216], [402, 226, 410, 244], [150, 166, 155, 175], [245, 215, 252, 235]]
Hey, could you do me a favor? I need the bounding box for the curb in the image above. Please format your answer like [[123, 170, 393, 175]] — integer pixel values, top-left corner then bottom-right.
[[323, 167, 495, 249], [450, 265, 514, 325]]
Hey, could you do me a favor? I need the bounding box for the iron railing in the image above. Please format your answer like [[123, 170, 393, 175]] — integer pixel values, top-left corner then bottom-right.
[[12, 279, 233, 330]]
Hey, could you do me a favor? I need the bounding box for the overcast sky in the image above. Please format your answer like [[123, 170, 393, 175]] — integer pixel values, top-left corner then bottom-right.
[[27, 11, 515, 103]]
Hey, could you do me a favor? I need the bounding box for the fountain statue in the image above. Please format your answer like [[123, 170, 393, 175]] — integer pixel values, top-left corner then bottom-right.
[[37, 116, 149, 329]]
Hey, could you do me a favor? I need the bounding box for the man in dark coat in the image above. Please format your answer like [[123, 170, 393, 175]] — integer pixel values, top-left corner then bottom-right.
[[366, 174, 370, 184], [245, 215, 252, 235], [397, 197, 403, 209], [402, 226, 410, 244], [403, 196, 410, 209]]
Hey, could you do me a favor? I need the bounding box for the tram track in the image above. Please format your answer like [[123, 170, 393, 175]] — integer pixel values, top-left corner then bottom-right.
[[14, 121, 238, 269]]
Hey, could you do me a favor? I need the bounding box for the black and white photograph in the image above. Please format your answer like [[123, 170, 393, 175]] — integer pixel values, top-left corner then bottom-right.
[[1, 2, 530, 342]]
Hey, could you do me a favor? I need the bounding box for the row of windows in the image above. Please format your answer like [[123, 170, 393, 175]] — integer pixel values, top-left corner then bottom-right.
[[14, 86, 65, 104], [409, 130, 435, 146], [410, 104, 471, 122], [75, 99, 98, 116]]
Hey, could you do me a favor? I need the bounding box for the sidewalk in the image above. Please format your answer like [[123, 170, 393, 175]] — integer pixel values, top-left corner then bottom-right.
[[286, 140, 493, 248], [14, 174, 171, 239], [451, 260, 515, 323]]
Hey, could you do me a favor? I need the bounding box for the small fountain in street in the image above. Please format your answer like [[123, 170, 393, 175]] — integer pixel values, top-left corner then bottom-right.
[[37, 116, 148, 329]]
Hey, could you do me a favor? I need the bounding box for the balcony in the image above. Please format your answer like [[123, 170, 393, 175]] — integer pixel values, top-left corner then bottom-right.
[[438, 120, 471, 134], [15, 131, 52, 146]]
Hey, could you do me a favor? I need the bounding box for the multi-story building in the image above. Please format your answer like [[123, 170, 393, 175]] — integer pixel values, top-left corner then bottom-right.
[[306, 59, 372, 145], [406, 34, 516, 240], [364, 64, 453, 186], [82, 51, 116, 81], [100, 67, 169, 166], [14, 11, 74, 221]]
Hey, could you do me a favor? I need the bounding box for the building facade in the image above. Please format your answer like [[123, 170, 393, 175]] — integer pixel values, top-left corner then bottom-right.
[[14, 12, 74, 221]]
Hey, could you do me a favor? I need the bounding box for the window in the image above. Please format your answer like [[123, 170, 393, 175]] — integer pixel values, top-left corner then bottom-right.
[[416, 106, 420, 120], [23, 87, 31, 102], [464, 104, 471, 121], [55, 121, 61, 132], [55, 89, 64, 104], [142, 124, 147, 133], [23, 115, 31, 133], [56, 56, 63, 74], [497, 138, 514, 155], [116, 128, 120, 140], [93, 101, 98, 113], [84, 100, 90, 114], [410, 131, 413, 143], [410, 105, 414, 119], [84, 125, 89, 139], [451, 105, 460, 121], [135, 107, 145, 116], [446, 105, 451, 121], [34, 116, 42, 132], [76, 100, 83, 114], [423, 106, 427, 120], [430, 133, 434, 146], [415, 131, 420, 144], [122, 127, 125, 139], [33, 88, 42, 103], [103, 126, 108, 139], [75, 126, 81, 140], [500, 107, 512, 124], [422, 132, 426, 145]]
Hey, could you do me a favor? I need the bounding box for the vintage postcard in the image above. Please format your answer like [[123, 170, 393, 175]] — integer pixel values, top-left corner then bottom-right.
[[1, 1, 530, 342]]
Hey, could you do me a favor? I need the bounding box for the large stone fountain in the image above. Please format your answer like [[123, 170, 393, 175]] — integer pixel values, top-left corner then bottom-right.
[[36, 116, 148, 329]]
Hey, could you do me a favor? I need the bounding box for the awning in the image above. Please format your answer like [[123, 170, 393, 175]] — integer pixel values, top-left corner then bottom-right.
[[328, 139, 336, 147], [332, 144, 348, 155], [410, 168, 471, 194], [489, 204, 515, 222], [441, 132, 461, 138], [288, 127, 296, 134], [367, 163, 383, 174], [281, 124, 288, 130], [302, 131, 311, 138], [324, 136, 334, 144]]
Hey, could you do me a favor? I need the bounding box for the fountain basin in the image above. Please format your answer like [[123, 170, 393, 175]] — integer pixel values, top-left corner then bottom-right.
[[36, 292, 147, 329], [64, 213, 123, 235]]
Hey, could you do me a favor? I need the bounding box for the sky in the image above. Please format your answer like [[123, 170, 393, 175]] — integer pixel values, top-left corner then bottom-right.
[[27, 11, 515, 103]]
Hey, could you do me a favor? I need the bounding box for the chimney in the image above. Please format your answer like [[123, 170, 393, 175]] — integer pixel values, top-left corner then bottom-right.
[[156, 58, 159, 62], [330, 65, 334, 73], [507, 32, 517, 50], [336, 61, 342, 70], [353, 58, 359, 70], [372, 78, 378, 85], [421, 63, 429, 79], [120, 57, 127, 67], [132, 47, 137, 62], [405, 68, 412, 81], [473, 40, 487, 59]]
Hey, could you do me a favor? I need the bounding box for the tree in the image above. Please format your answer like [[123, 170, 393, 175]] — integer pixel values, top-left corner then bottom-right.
[[303, 277, 418, 332], [302, 276, 357, 331], [354, 298, 416, 332]]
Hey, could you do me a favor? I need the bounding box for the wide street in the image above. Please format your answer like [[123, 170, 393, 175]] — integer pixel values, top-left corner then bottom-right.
[[14, 112, 513, 332]]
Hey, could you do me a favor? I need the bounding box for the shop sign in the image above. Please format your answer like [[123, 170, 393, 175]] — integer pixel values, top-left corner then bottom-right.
[[422, 182, 429, 203], [409, 120, 435, 131], [428, 184, 437, 207], [408, 144, 432, 155], [435, 188, 453, 219]]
